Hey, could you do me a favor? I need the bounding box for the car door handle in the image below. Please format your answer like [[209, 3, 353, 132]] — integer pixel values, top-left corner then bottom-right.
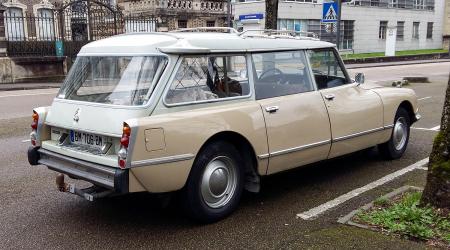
[[265, 106, 279, 113], [324, 94, 335, 100]]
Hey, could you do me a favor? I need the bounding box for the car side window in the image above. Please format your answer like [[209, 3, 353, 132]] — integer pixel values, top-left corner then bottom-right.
[[252, 50, 314, 100], [307, 49, 349, 90], [165, 55, 249, 105]]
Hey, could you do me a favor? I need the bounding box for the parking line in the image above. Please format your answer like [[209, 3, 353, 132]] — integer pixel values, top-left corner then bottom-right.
[[418, 96, 432, 101], [412, 126, 440, 131], [430, 125, 440, 131], [296, 157, 429, 220]]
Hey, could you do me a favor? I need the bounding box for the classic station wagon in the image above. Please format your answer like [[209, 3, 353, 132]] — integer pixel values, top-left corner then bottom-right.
[[28, 29, 420, 222]]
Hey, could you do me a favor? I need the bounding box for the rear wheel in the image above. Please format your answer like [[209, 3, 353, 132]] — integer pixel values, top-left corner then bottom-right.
[[378, 107, 410, 159], [182, 141, 244, 223]]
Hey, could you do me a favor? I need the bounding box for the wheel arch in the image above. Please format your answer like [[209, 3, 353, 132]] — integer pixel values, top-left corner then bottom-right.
[[398, 100, 417, 124], [194, 131, 261, 193]]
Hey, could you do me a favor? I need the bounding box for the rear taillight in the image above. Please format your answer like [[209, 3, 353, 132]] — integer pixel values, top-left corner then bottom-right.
[[30, 111, 39, 146], [118, 123, 131, 169]]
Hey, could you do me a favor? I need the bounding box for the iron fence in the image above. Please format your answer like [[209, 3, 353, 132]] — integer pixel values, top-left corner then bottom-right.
[[4, 9, 158, 57]]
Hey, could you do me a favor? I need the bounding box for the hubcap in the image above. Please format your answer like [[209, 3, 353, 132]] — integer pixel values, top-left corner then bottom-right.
[[393, 117, 407, 151], [201, 156, 237, 208]]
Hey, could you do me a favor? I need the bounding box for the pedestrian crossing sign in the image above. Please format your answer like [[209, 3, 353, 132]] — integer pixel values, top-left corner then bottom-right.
[[322, 2, 338, 23]]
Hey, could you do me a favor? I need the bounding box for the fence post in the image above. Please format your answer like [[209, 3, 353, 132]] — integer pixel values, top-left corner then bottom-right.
[[0, 4, 6, 56]]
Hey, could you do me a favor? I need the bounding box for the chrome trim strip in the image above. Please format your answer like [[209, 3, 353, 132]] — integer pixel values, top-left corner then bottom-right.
[[257, 140, 331, 159], [258, 153, 270, 160], [333, 127, 385, 142], [131, 153, 195, 168], [257, 125, 395, 160]]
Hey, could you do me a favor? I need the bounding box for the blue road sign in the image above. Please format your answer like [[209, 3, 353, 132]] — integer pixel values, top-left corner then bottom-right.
[[239, 14, 264, 21], [55, 41, 64, 57], [322, 2, 338, 23]]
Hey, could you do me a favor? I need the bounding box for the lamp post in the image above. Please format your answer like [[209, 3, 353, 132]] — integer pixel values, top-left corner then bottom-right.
[[335, 0, 341, 50], [227, 0, 231, 27]]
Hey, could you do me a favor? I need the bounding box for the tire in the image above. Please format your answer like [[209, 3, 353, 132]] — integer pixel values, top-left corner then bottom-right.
[[378, 107, 411, 160], [182, 141, 244, 223]]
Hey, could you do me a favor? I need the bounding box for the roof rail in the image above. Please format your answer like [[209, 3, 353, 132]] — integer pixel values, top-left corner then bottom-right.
[[239, 29, 319, 40], [170, 27, 239, 33]]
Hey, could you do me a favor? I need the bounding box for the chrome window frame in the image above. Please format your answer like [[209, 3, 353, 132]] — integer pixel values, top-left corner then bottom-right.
[[162, 53, 253, 107], [306, 47, 352, 90]]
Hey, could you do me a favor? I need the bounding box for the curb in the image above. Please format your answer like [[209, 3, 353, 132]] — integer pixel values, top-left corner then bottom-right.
[[337, 185, 423, 227]]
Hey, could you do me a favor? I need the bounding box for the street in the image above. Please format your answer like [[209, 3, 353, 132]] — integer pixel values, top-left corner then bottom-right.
[[0, 62, 448, 249]]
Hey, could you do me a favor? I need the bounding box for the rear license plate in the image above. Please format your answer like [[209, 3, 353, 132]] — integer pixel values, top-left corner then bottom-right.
[[69, 130, 107, 148]]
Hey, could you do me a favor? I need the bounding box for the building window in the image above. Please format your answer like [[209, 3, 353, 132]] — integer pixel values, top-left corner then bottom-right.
[[277, 19, 306, 31], [379, 21, 387, 39], [303, 19, 354, 49], [342, 20, 354, 49], [206, 20, 215, 27], [283, 0, 318, 2], [178, 20, 187, 29], [37, 8, 55, 41], [396, 21, 404, 40], [5, 7, 26, 41], [412, 22, 419, 39], [426, 22, 433, 39]]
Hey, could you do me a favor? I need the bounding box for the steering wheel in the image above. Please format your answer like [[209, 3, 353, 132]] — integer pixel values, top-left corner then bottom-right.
[[258, 68, 283, 80]]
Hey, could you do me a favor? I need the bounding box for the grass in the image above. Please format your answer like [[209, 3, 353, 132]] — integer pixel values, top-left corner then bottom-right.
[[357, 192, 450, 247], [342, 49, 448, 60]]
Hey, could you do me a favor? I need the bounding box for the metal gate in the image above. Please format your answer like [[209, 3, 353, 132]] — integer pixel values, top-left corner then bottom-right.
[[4, 0, 158, 57], [58, 0, 122, 57]]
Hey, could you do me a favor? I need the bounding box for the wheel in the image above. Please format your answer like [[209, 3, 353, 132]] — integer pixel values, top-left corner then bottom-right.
[[182, 141, 244, 223], [378, 107, 411, 159]]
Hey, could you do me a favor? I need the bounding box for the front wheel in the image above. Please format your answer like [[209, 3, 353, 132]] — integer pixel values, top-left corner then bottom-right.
[[378, 107, 411, 159], [182, 141, 244, 223]]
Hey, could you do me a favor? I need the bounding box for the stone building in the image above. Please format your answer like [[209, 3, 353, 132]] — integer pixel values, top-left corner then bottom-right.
[[444, 0, 450, 50], [118, 0, 229, 31], [233, 0, 444, 54]]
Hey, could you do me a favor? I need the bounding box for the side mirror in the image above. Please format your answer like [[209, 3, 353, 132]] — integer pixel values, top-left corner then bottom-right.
[[355, 72, 365, 85]]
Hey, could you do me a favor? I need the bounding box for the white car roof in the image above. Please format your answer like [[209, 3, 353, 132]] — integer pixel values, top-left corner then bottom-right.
[[78, 32, 335, 56]]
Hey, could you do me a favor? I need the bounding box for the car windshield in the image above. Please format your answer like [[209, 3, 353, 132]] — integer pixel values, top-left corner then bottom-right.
[[57, 56, 168, 106]]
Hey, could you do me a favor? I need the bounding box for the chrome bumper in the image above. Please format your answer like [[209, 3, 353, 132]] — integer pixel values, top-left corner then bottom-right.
[[29, 147, 128, 194]]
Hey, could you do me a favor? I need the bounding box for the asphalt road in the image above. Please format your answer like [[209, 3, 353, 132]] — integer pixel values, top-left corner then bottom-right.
[[0, 62, 448, 249]]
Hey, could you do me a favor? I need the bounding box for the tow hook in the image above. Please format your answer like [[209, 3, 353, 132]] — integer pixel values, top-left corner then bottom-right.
[[55, 174, 114, 201], [56, 174, 69, 192]]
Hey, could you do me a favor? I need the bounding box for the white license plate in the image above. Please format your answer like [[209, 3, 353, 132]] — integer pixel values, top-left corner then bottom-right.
[[69, 130, 107, 148]]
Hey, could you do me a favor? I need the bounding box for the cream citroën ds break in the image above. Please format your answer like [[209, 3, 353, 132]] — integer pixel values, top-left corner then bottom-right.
[[28, 29, 420, 222]]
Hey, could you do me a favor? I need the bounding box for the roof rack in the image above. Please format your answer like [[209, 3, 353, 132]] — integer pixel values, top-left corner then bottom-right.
[[238, 29, 319, 40], [170, 27, 239, 33]]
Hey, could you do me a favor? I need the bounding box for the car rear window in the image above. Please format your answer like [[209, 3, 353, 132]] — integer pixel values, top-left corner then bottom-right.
[[57, 56, 168, 106]]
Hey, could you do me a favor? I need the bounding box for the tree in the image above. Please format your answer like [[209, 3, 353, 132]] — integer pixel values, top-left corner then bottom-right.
[[421, 75, 450, 208], [265, 0, 278, 30]]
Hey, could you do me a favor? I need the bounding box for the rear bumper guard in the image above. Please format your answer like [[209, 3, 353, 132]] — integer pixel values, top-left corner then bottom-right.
[[28, 147, 128, 195]]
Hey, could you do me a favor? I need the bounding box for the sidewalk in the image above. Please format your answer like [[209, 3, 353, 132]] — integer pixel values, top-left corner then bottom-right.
[[346, 58, 450, 69], [0, 82, 61, 91]]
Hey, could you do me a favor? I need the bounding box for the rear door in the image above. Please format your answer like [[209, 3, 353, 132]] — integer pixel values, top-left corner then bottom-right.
[[307, 48, 384, 158], [252, 50, 332, 174]]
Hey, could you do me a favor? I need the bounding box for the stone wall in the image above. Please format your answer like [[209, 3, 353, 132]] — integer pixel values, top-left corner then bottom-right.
[[0, 56, 66, 84]]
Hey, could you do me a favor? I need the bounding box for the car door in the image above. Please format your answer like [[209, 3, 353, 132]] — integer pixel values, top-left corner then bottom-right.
[[307, 48, 384, 158], [252, 50, 332, 175]]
